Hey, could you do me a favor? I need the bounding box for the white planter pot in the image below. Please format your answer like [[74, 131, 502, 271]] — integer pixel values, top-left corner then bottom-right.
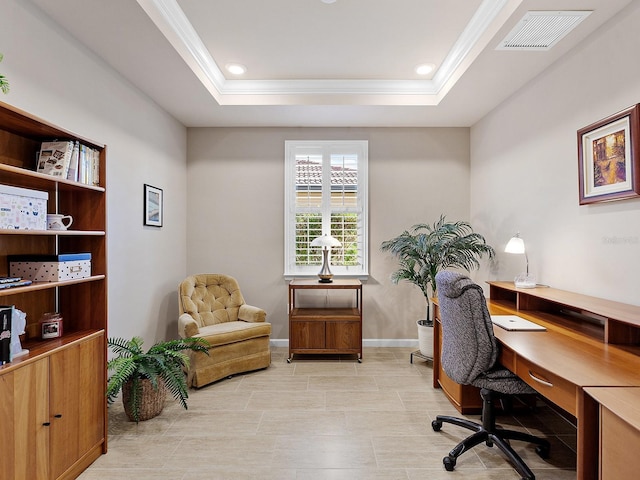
[[417, 319, 433, 358]]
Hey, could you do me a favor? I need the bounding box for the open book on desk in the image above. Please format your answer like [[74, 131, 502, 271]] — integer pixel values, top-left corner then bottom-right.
[[491, 315, 546, 331]]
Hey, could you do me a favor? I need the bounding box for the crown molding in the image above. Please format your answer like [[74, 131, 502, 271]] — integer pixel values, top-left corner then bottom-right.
[[137, 0, 520, 106]]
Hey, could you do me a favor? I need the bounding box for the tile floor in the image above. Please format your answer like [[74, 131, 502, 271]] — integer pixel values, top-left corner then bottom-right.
[[80, 347, 578, 479]]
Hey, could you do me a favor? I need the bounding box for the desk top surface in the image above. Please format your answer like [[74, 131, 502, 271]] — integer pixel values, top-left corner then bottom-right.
[[488, 300, 640, 388]]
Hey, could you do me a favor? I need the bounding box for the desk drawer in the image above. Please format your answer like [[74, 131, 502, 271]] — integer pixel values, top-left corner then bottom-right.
[[516, 357, 577, 415]]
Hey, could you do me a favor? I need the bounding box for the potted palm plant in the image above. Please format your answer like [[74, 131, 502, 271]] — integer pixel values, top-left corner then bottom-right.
[[106, 336, 209, 422], [381, 215, 495, 357]]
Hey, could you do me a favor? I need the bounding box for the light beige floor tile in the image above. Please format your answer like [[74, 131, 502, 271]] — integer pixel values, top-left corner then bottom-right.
[[325, 391, 405, 411], [182, 467, 297, 480], [293, 362, 358, 376], [166, 410, 264, 436], [165, 435, 276, 468], [296, 468, 410, 479], [271, 435, 377, 468], [346, 411, 432, 436], [258, 411, 348, 435], [236, 374, 310, 391], [246, 390, 326, 410], [309, 375, 379, 391]]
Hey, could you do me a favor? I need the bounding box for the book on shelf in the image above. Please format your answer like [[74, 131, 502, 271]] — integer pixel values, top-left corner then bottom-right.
[[37, 140, 74, 178], [66, 140, 80, 182], [0, 305, 11, 365], [77, 144, 100, 186]]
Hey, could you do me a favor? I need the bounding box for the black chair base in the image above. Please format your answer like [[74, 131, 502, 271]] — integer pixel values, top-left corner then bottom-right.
[[431, 388, 550, 480]]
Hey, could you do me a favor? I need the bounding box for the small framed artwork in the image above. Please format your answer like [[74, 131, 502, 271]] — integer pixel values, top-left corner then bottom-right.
[[578, 104, 640, 205], [144, 184, 163, 227]]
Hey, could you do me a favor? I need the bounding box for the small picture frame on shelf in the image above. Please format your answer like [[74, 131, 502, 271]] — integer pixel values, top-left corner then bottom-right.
[[143, 184, 163, 227], [40, 312, 63, 339], [578, 104, 640, 205]]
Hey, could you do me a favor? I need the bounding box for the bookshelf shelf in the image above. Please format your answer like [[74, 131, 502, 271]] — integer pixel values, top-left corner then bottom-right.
[[0, 100, 107, 478]]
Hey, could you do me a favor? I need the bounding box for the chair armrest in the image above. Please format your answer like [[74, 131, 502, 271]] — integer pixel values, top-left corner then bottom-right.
[[238, 304, 266, 323], [178, 313, 200, 338]]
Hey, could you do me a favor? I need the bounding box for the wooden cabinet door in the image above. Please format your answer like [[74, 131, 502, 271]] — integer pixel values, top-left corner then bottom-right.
[[0, 359, 50, 480], [290, 321, 326, 349], [49, 345, 80, 479], [326, 321, 360, 350], [49, 335, 105, 480]]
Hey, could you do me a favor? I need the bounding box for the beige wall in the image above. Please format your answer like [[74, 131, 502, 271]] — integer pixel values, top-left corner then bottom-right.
[[470, 0, 640, 304], [1, 0, 188, 345], [187, 127, 472, 342]]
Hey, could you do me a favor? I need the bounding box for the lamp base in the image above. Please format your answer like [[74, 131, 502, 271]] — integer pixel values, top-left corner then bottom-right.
[[318, 278, 333, 283], [514, 273, 536, 288]]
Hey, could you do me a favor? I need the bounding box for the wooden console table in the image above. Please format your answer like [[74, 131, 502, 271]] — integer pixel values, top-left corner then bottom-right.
[[288, 279, 362, 362], [432, 281, 640, 480]]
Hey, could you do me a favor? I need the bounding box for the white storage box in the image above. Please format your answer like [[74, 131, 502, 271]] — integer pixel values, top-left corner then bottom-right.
[[0, 185, 48, 231], [9, 253, 91, 282]]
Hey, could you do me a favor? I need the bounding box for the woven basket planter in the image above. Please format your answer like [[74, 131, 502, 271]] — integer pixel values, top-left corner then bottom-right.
[[122, 378, 167, 422]]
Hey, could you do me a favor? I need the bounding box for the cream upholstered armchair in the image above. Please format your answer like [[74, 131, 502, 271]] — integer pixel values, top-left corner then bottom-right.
[[178, 274, 271, 388]]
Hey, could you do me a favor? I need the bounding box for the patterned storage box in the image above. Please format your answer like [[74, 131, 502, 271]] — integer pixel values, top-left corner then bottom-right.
[[8, 253, 91, 282], [0, 185, 49, 231]]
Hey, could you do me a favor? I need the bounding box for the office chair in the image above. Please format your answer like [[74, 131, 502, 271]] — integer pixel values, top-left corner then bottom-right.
[[431, 270, 550, 480]]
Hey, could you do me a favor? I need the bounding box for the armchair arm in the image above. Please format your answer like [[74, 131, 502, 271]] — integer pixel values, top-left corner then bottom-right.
[[238, 304, 266, 323], [178, 313, 200, 338]]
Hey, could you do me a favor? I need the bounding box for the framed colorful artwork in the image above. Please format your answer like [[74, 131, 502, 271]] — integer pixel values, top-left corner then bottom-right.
[[578, 104, 640, 204]]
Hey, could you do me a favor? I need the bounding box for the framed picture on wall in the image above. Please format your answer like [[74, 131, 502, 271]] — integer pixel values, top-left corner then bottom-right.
[[578, 104, 640, 205], [144, 184, 163, 227]]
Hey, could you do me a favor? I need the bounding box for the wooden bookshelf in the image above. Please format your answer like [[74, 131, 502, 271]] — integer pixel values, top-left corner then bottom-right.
[[0, 100, 107, 479]]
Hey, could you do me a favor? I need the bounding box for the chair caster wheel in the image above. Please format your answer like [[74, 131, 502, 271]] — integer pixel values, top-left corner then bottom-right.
[[443, 455, 456, 471], [535, 444, 550, 459], [431, 419, 442, 431]]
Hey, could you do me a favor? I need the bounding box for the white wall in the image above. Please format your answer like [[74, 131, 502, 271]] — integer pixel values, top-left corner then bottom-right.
[[0, 0, 188, 344], [187, 127, 472, 342], [470, 0, 640, 304]]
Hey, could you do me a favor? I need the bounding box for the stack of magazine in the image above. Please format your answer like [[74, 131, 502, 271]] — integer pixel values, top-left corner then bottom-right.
[[0, 276, 32, 290]]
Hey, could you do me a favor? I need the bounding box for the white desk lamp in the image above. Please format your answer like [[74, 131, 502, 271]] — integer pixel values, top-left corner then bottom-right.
[[310, 234, 342, 283], [504, 233, 536, 288]]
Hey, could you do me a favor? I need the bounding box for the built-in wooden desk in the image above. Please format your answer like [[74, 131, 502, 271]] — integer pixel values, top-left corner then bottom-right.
[[432, 281, 640, 480]]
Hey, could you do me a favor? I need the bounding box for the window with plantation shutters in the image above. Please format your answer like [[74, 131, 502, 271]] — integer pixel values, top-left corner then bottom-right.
[[284, 140, 368, 278]]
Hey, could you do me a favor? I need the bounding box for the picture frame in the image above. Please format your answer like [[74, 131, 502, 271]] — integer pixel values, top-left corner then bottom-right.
[[578, 104, 640, 205], [143, 184, 163, 227]]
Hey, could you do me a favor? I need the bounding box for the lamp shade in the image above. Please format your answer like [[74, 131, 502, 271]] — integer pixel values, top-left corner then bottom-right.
[[311, 234, 341, 248], [504, 235, 525, 254]]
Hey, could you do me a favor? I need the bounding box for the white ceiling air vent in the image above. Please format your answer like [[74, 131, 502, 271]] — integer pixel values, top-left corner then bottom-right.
[[496, 11, 592, 51]]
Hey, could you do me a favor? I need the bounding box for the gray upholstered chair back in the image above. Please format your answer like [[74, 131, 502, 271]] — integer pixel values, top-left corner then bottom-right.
[[435, 270, 498, 385]]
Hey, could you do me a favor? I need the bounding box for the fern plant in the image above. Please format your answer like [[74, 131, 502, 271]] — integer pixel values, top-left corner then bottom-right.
[[0, 53, 9, 94], [381, 215, 495, 322], [107, 336, 209, 422]]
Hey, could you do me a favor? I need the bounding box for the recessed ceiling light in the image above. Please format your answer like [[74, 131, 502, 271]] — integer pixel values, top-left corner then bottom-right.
[[225, 63, 247, 75], [415, 64, 436, 76], [321, 0, 337, 4]]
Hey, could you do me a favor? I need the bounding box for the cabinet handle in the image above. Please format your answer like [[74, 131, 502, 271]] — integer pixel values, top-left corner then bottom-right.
[[42, 422, 51, 426], [54, 414, 63, 418], [528, 370, 553, 387]]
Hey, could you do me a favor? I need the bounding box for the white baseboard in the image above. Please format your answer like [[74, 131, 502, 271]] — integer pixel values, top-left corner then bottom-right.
[[270, 339, 419, 348]]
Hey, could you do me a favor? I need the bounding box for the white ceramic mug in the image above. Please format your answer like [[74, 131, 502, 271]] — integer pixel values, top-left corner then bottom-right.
[[47, 214, 73, 231]]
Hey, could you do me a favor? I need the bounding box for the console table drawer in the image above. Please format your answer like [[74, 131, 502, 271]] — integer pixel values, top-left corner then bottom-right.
[[516, 357, 577, 415]]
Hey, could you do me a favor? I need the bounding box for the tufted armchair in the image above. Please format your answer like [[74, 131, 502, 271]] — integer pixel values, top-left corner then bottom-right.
[[178, 274, 271, 388]]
